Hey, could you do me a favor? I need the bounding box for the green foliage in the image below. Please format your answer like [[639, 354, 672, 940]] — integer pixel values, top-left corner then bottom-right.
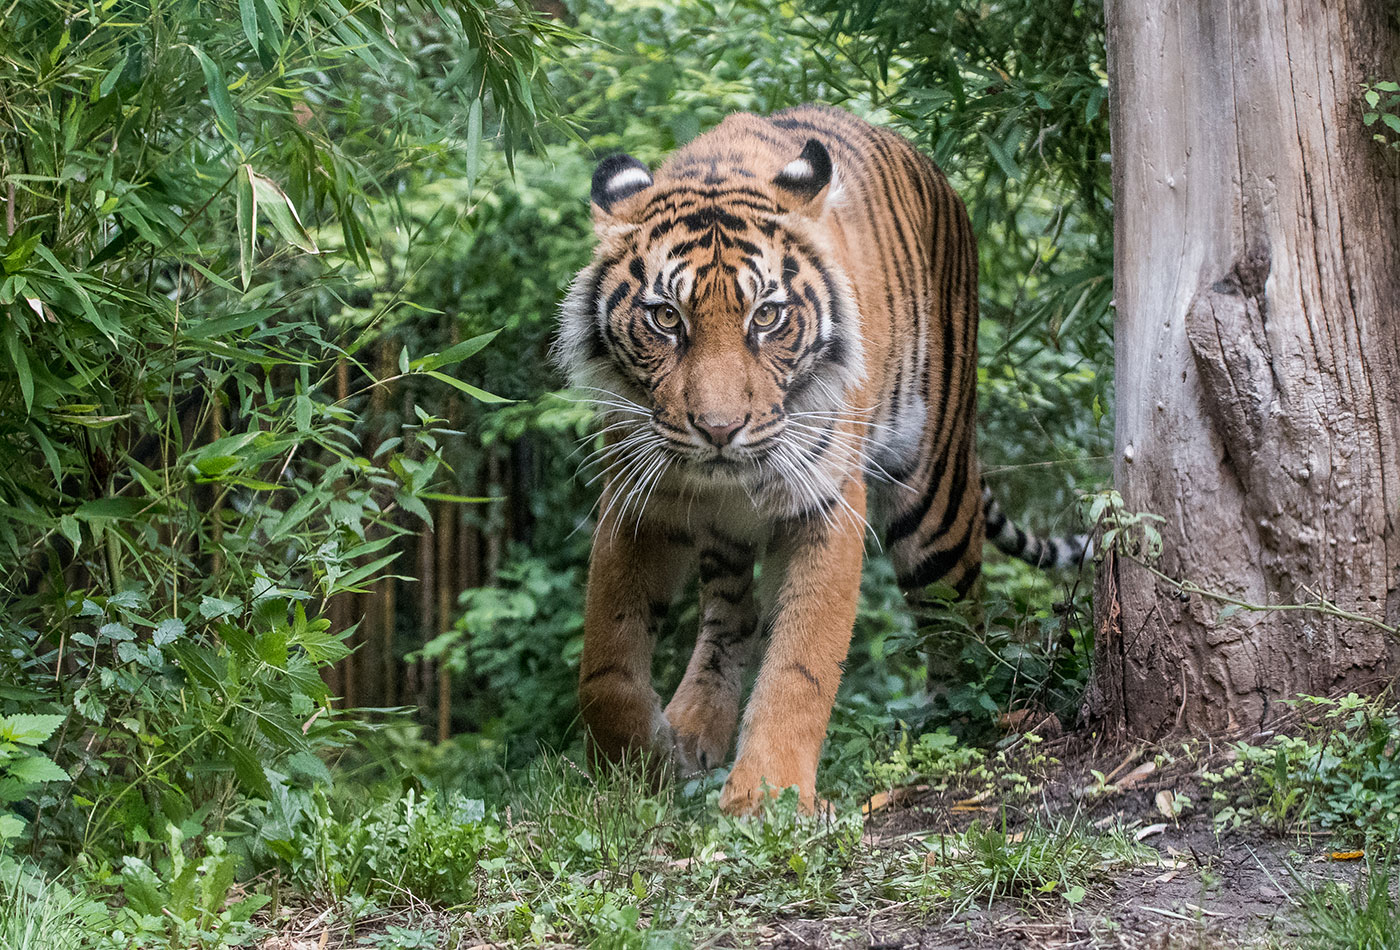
[[266, 786, 503, 904], [806, 0, 1113, 522], [105, 829, 266, 950], [914, 817, 1147, 911], [0, 714, 68, 854], [276, 754, 873, 944], [250, 747, 1151, 944], [1363, 81, 1400, 151], [417, 553, 586, 755], [914, 558, 1093, 737], [1296, 857, 1400, 950], [0, 0, 562, 884], [0, 871, 100, 950], [1207, 694, 1400, 846]]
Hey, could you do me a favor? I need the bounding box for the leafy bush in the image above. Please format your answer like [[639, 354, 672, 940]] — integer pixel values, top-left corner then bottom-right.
[[267, 787, 504, 904], [0, 714, 68, 858], [106, 830, 266, 950], [1208, 694, 1400, 845], [0, 0, 561, 876]]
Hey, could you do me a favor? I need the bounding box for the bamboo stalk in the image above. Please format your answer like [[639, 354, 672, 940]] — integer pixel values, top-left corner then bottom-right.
[[435, 497, 455, 742]]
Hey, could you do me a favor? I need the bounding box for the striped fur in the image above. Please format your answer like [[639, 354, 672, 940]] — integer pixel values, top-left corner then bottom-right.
[[555, 105, 1085, 814]]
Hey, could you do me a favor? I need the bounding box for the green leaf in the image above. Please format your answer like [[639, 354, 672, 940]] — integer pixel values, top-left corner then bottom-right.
[[236, 165, 256, 288], [3, 320, 33, 413], [192, 46, 239, 146], [7, 754, 70, 784], [395, 490, 431, 525], [328, 551, 402, 594], [425, 371, 512, 403], [199, 595, 241, 620], [58, 514, 81, 551], [0, 713, 66, 745], [1383, 113, 1400, 134], [248, 170, 318, 253], [412, 329, 500, 372], [75, 498, 143, 521], [978, 130, 1022, 181], [99, 51, 127, 97], [31, 244, 106, 332], [99, 622, 137, 641], [239, 0, 261, 54], [153, 619, 186, 646], [0, 814, 24, 840], [466, 96, 483, 191]]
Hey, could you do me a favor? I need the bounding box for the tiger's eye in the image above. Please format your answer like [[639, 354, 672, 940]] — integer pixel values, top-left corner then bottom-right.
[[651, 305, 682, 330], [752, 302, 784, 328]]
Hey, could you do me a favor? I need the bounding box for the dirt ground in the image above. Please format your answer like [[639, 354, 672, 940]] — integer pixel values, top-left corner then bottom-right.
[[755, 737, 1361, 950]]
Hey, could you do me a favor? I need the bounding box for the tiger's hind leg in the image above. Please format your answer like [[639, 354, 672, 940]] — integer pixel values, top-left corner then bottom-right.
[[664, 535, 758, 773], [886, 462, 987, 698]]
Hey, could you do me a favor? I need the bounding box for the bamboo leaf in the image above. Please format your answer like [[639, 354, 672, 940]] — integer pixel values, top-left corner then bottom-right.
[[425, 371, 512, 403], [466, 96, 483, 191], [236, 165, 257, 288], [239, 0, 261, 54], [248, 171, 318, 253], [412, 329, 499, 371], [192, 46, 239, 146], [4, 321, 33, 413]]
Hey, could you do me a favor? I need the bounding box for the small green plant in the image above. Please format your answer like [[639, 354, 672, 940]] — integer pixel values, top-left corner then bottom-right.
[[906, 554, 1094, 739], [360, 926, 444, 950], [0, 871, 101, 950], [265, 786, 504, 904], [1083, 488, 1166, 562], [916, 816, 1149, 912], [97, 827, 266, 950], [1206, 694, 1400, 845], [1363, 80, 1400, 150], [864, 727, 990, 792]]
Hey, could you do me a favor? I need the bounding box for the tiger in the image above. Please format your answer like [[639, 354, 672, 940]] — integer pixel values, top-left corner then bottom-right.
[[554, 104, 1087, 815]]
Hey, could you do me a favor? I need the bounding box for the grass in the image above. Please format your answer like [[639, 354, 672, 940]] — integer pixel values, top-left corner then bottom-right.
[[246, 747, 1160, 947], [0, 871, 93, 950], [916, 816, 1151, 912], [13, 696, 1400, 949], [1295, 858, 1400, 950]]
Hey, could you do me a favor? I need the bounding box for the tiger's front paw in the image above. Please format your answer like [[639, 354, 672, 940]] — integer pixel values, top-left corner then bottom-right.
[[718, 753, 816, 816], [664, 691, 739, 774]]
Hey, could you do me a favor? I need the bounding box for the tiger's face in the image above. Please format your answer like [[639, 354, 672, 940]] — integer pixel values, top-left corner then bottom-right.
[[556, 138, 865, 491]]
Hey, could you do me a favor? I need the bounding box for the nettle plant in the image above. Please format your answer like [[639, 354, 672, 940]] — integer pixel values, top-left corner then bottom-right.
[[0, 0, 561, 869]]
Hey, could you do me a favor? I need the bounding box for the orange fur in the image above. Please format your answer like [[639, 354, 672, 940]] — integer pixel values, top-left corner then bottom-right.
[[557, 105, 984, 812]]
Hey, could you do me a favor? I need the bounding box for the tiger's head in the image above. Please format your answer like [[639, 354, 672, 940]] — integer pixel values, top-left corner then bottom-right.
[[555, 126, 865, 493]]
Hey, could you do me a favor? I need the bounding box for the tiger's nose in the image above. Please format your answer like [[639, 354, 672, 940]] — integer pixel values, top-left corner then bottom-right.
[[691, 412, 748, 447]]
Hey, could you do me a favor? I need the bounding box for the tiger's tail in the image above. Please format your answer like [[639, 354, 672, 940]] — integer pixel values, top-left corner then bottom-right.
[[982, 484, 1093, 570]]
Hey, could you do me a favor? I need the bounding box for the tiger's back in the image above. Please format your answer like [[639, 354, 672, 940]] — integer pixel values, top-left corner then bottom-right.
[[758, 106, 984, 593]]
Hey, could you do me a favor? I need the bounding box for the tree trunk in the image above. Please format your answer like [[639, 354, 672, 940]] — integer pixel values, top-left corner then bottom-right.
[[1096, 0, 1400, 737]]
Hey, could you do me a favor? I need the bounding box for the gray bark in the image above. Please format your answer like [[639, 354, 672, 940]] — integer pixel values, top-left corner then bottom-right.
[[1096, 0, 1400, 736]]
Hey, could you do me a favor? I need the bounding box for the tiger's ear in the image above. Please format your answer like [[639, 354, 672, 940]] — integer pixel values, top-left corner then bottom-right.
[[591, 154, 654, 227], [772, 139, 833, 214]]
